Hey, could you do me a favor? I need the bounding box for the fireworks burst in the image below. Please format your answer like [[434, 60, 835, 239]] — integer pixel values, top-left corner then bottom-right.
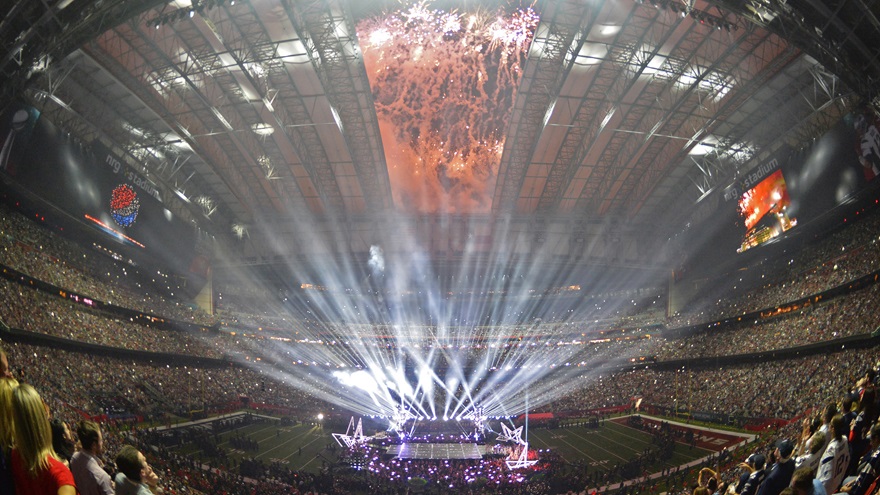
[[358, 1, 540, 213]]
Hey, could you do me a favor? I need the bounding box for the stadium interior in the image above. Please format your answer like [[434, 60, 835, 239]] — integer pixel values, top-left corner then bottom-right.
[[1, 0, 880, 494]]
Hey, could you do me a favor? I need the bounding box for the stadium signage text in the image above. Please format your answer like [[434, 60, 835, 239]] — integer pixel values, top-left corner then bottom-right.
[[104, 153, 162, 202], [723, 157, 780, 202], [741, 158, 779, 190]]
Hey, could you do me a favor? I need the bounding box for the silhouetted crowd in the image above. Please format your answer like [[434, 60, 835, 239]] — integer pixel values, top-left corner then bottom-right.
[[2, 194, 880, 494]]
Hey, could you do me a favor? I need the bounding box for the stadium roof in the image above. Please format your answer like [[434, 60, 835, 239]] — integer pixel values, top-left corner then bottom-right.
[[1, 0, 878, 281]]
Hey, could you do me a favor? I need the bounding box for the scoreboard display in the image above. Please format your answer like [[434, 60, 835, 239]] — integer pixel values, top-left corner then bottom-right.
[[683, 108, 879, 275]]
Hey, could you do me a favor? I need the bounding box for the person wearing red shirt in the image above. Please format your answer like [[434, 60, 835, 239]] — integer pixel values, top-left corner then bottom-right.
[[9, 383, 76, 495]]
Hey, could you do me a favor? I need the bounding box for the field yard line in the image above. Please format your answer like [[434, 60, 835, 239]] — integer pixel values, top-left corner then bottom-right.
[[297, 453, 323, 472], [217, 424, 277, 447], [189, 424, 278, 455], [562, 429, 631, 462], [608, 419, 715, 455], [531, 431, 599, 463], [528, 430, 573, 457], [257, 427, 321, 459], [526, 431, 555, 449], [253, 424, 312, 445], [567, 426, 702, 471], [599, 422, 655, 448], [286, 435, 328, 470]]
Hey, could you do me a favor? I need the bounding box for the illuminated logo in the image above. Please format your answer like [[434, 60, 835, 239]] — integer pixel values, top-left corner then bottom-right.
[[110, 184, 140, 227]]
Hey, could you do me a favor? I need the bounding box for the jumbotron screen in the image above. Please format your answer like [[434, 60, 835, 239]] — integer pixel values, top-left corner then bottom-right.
[[736, 169, 796, 252], [686, 107, 880, 273], [0, 103, 197, 274]]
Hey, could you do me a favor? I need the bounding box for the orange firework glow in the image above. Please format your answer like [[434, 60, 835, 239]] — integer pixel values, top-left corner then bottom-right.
[[738, 170, 790, 231], [358, 2, 539, 213]]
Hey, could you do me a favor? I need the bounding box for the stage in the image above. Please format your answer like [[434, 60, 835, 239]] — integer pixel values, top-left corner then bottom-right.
[[386, 442, 487, 460]]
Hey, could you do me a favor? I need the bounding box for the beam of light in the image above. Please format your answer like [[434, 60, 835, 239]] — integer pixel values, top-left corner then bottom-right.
[[333, 369, 379, 394], [208, 206, 667, 433], [83, 214, 146, 248], [198, 3, 672, 433], [357, 2, 539, 213]]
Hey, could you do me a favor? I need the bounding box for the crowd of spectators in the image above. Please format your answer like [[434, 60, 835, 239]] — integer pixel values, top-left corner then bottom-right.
[[651, 283, 880, 361], [0, 278, 223, 358], [668, 206, 880, 328], [3, 188, 880, 494], [545, 348, 880, 421], [4, 333, 880, 494], [5, 198, 879, 383], [3, 188, 880, 369], [3, 341, 336, 426], [0, 203, 662, 372], [0, 204, 216, 326], [358, 443, 543, 492]]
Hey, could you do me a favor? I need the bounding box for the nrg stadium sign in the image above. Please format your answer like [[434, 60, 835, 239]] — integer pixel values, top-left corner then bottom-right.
[[723, 155, 782, 202]]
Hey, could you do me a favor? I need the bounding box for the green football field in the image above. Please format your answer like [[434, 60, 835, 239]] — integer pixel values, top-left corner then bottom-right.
[[168, 414, 722, 477], [173, 420, 334, 472], [527, 420, 716, 472]]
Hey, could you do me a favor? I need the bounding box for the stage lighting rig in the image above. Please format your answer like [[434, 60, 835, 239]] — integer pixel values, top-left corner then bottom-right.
[[389, 403, 417, 436], [653, 0, 737, 32], [146, 0, 243, 29], [462, 405, 488, 439], [332, 416, 373, 448]]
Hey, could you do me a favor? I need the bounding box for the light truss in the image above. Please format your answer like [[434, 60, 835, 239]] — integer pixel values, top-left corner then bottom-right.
[[494, 0, 591, 213], [388, 403, 417, 436], [332, 416, 372, 448], [505, 442, 538, 469], [497, 423, 525, 444], [462, 404, 487, 439], [286, 0, 393, 214]]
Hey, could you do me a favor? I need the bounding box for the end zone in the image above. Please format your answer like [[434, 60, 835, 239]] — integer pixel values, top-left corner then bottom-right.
[[610, 414, 755, 452]]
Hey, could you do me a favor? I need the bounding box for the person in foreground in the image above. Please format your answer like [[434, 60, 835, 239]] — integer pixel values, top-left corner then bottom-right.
[[114, 445, 162, 495], [70, 420, 114, 495], [9, 383, 76, 495]]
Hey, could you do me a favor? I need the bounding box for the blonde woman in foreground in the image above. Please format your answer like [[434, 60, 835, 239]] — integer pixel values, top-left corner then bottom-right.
[[9, 383, 76, 495]]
